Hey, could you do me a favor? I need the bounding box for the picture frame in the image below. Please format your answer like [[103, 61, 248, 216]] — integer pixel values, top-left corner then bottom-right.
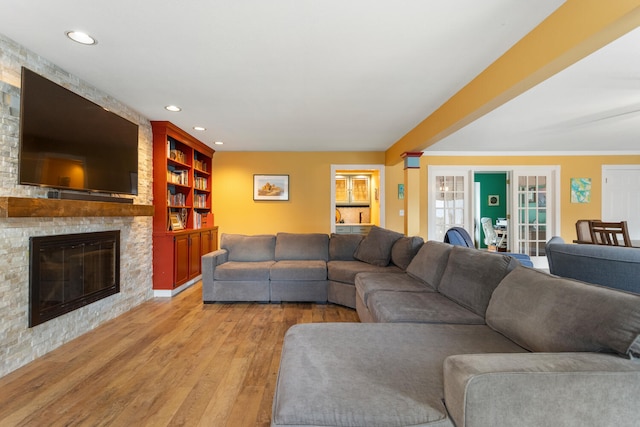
[[169, 212, 184, 231], [254, 174, 289, 201], [488, 194, 499, 206]]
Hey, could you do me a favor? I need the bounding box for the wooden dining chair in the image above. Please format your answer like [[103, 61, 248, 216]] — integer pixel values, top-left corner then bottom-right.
[[575, 219, 597, 243], [588, 220, 633, 247]]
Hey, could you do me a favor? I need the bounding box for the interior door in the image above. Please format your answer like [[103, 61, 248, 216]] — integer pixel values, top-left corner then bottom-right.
[[429, 167, 473, 241], [511, 168, 558, 263], [602, 165, 640, 239]]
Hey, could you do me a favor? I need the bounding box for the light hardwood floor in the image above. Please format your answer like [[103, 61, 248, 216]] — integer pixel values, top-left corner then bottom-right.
[[0, 282, 360, 426]]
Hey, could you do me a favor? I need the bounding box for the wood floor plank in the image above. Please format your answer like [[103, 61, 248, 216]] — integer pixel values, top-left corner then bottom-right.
[[0, 282, 359, 426]]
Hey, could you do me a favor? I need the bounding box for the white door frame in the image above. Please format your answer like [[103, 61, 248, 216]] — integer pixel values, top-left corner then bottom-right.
[[330, 164, 385, 233], [429, 165, 560, 264]]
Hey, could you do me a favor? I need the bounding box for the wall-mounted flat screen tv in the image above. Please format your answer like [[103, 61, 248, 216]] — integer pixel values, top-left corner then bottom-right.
[[19, 67, 139, 195]]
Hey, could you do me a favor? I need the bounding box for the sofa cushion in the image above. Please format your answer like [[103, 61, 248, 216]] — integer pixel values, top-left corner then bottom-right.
[[368, 291, 486, 324], [355, 271, 435, 306], [213, 261, 275, 281], [220, 233, 276, 262], [275, 233, 329, 261], [329, 233, 364, 261], [270, 260, 327, 281], [272, 323, 525, 427], [405, 241, 453, 289], [327, 260, 402, 285], [487, 266, 640, 358], [391, 236, 424, 269], [353, 225, 404, 267], [437, 246, 519, 317]]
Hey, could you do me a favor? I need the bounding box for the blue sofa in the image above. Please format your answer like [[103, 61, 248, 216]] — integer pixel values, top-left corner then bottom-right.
[[546, 236, 640, 294]]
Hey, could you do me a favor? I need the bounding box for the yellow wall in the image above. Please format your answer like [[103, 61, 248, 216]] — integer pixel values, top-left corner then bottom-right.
[[212, 151, 385, 235], [212, 151, 638, 243], [421, 154, 640, 241]]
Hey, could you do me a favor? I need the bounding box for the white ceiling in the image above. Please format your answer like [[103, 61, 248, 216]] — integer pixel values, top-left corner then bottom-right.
[[4, 1, 633, 153], [428, 24, 640, 153]]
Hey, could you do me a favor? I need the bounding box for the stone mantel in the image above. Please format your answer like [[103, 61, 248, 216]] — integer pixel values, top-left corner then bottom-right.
[[0, 197, 154, 218]]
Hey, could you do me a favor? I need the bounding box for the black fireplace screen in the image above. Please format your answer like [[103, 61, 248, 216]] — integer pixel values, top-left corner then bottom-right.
[[29, 231, 120, 327]]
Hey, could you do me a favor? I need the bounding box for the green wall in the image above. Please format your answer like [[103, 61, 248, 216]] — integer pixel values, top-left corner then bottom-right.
[[475, 172, 507, 248]]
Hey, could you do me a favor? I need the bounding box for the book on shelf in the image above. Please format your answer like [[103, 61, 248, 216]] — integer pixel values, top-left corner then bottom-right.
[[194, 176, 208, 190], [167, 169, 189, 185]]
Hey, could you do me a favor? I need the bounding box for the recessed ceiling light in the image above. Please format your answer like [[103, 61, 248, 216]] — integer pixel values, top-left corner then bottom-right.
[[65, 31, 97, 45], [165, 105, 181, 112], [214, 141, 224, 145], [193, 126, 206, 131]]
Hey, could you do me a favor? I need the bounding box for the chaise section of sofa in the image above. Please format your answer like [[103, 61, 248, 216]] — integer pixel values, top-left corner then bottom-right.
[[272, 266, 640, 427]]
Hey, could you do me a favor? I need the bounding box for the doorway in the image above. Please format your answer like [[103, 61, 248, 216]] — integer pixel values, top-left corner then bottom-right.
[[330, 164, 384, 233], [429, 165, 559, 268], [602, 165, 640, 239]]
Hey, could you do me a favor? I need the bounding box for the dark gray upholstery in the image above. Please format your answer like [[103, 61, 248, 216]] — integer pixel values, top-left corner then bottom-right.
[[487, 266, 640, 358], [405, 241, 453, 289], [546, 236, 640, 293], [273, 242, 640, 427], [368, 291, 485, 324], [221, 233, 275, 261], [391, 236, 424, 269], [437, 246, 519, 317], [353, 225, 404, 266], [272, 323, 525, 427], [202, 230, 418, 305], [328, 233, 363, 261], [275, 232, 329, 261]]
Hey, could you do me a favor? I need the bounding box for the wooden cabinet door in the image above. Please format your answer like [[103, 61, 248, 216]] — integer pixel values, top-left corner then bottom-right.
[[200, 229, 212, 255], [335, 177, 348, 204], [188, 232, 201, 279], [351, 177, 370, 204], [174, 234, 190, 286]]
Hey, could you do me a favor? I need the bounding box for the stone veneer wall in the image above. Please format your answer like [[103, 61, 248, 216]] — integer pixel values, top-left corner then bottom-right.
[[0, 34, 154, 377]]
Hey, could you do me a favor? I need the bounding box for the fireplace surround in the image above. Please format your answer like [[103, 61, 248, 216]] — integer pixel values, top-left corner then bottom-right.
[[29, 230, 120, 327]]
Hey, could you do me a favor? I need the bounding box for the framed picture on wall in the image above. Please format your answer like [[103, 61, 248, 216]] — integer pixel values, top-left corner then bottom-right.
[[254, 174, 289, 201], [488, 195, 499, 206]]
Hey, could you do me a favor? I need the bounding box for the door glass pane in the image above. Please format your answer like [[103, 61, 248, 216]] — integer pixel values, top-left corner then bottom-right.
[[434, 175, 466, 240], [515, 174, 550, 257]]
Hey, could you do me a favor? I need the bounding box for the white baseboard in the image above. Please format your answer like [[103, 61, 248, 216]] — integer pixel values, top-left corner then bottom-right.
[[153, 275, 201, 298]]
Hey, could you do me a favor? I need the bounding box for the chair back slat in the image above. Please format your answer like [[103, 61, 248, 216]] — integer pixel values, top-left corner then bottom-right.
[[589, 220, 632, 247]]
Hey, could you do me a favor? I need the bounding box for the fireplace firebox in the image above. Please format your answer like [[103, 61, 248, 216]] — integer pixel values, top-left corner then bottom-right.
[[29, 231, 120, 327]]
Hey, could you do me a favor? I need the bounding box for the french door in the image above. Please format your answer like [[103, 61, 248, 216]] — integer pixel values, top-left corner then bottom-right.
[[429, 166, 558, 265]]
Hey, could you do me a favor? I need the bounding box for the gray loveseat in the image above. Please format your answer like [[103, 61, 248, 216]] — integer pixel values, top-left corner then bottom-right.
[[546, 236, 640, 293], [201, 226, 423, 307], [272, 241, 640, 427]]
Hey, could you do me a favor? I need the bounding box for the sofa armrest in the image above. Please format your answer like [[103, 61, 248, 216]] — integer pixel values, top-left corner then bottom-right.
[[201, 249, 228, 285], [444, 352, 640, 427]]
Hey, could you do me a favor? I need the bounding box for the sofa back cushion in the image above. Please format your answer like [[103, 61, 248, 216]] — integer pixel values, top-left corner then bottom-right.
[[437, 246, 520, 317], [546, 236, 640, 294], [353, 226, 404, 267], [329, 233, 364, 261], [275, 233, 329, 261], [405, 241, 453, 288], [220, 233, 276, 262], [390, 236, 424, 270], [487, 266, 640, 358]]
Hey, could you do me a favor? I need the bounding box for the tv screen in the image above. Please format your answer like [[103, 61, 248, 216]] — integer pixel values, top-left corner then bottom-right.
[[19, 67, 139, 195]]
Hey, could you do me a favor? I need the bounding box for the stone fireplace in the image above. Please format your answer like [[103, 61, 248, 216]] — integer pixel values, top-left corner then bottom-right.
[[29, 231, 120, 327]]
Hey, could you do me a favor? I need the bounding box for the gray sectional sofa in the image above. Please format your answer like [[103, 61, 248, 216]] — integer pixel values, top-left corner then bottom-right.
[[201, 226, 423, 307], [272, 239, 640, 426], [546, 236, 640, 293]]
